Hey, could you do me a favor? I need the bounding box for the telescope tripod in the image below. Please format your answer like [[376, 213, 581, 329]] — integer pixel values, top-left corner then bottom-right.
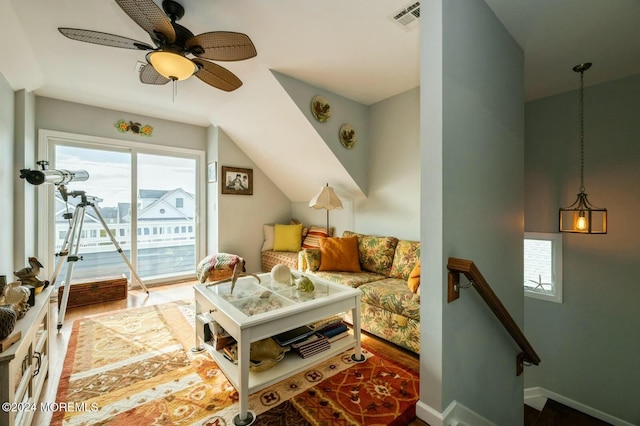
[[51, 192, 148, 330]]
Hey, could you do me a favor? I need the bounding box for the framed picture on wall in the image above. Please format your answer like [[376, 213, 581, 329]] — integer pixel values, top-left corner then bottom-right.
[[221, 166, 253, 195], [208, 161, 217, 183]]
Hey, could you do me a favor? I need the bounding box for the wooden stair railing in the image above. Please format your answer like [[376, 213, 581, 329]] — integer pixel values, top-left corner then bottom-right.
[[447, 257, 541, 375]]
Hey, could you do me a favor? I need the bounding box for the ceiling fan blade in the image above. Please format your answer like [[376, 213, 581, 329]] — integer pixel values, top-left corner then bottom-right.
[[139, 64, 170, 85], [115, 0, 175, 44], [58, 28, 154, 50], [193, 59, 243, 92], [186, 32, 257, 61]]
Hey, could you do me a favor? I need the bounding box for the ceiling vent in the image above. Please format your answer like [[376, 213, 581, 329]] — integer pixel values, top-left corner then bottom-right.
[[389, 1, 420, 31]]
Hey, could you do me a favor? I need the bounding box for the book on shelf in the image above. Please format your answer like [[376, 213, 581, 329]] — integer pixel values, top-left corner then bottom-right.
[[222, 344, 238, 364], [327, 330, 350, 344], [319, 323, 348, 339], [290, 333, 322, 349], [273, 325, 316, 346], [291, 335, 330, 358]]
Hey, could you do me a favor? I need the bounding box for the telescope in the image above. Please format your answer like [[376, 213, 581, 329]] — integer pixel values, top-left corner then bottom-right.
[[20, 160, 89, 186]]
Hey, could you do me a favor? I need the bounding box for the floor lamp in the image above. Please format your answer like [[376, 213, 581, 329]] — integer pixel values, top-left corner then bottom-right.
[[309, 183, 343, 231]]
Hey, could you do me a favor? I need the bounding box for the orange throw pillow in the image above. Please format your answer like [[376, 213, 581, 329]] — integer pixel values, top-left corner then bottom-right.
[[319, 235, 361, 272], [407, 261, 420, 293]]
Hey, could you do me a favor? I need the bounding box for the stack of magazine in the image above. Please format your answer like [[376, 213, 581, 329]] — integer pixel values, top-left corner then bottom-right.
[[289, 321, 350, 358], [291, 334, 330, 358]]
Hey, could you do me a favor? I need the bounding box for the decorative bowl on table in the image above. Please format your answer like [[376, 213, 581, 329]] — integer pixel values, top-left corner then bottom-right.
[[249, 337, 289, 372]]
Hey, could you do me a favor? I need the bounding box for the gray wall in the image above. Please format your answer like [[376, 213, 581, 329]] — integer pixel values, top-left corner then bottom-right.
[[273, 71, 369, 195], [291, 87, 420, 241], [216, 127, 292, 273], [0, 73, 15, 277], [36, 97, 207, 151], [354, 87, 420, 241], [421, 1, 525, 424], [524, 75, 640, 424]]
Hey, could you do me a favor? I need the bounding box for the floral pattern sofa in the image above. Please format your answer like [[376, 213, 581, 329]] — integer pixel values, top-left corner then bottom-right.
[[299, 231, 420, 354]]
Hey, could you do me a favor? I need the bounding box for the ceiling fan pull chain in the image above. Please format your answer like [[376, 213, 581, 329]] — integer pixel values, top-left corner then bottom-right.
[[173, 79, 177, 102]]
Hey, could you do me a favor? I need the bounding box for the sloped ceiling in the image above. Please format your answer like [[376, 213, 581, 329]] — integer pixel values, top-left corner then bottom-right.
[[1, 1, 638, 201]]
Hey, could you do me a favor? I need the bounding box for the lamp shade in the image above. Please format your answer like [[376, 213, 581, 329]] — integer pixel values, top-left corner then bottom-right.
[[146, 50, 197, 81], [309, 185, 343, 211], [559, 192, 607, 234]]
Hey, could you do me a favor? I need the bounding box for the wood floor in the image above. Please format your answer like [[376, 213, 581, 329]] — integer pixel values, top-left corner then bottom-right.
[[33, 280, 428, 426]]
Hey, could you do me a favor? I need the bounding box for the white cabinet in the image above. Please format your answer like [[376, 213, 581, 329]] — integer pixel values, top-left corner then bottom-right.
[[0, 286, 51, 426]]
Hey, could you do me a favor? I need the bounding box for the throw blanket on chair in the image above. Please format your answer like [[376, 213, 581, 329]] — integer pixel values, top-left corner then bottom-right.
[[196, 253, 245, 283]]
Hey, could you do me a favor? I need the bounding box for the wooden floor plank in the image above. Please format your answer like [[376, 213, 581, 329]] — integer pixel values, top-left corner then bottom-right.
[[536, 399, 612, 426]]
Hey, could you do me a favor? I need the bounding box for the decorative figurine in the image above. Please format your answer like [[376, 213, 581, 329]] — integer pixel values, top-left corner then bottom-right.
[[4, 282, 30, 319], [294, 275, 315, 292], [14, 257, 49, 293]]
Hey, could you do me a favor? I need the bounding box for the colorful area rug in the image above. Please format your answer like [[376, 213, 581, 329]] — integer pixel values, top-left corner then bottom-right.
[[53, 300, 419, 426]]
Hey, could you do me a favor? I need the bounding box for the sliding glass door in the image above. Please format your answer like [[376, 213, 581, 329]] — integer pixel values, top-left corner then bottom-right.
[[44, 132, 203, 287], [53, 145, 132, 282], [136, 153, 197, 279]]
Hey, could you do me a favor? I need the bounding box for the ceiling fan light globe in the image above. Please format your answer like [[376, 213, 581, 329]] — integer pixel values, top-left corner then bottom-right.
[[146, 51, 196, 81]]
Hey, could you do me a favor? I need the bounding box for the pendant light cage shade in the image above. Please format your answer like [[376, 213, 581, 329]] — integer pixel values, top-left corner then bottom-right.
[[559, 192, 607, 234], [559, 62, 607, 234]]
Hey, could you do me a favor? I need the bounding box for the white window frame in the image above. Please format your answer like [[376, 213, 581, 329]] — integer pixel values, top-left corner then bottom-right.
[[37, 129, 206, 287], [524, 232, 563, 303]]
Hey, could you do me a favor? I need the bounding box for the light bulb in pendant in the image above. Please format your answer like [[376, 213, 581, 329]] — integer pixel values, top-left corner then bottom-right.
[[576, 214, 587, 231]]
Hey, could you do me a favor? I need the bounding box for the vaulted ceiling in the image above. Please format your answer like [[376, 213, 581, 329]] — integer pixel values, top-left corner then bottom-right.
[[1, 0, 638, 201]]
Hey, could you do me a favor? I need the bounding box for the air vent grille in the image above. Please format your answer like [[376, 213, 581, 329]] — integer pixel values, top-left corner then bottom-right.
[[390, 1, 420, 31]]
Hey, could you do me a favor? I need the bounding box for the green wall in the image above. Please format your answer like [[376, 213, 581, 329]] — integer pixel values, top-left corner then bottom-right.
[[524, 74, 640, 424], [421, 0, 525, 424]]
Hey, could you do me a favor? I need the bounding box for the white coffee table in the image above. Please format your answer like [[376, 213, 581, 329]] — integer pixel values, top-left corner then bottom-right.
[[194, 271, 364, 426]]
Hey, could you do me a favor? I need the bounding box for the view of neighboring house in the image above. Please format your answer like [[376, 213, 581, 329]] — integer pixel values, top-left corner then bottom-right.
[[53, 188, 195, 282]]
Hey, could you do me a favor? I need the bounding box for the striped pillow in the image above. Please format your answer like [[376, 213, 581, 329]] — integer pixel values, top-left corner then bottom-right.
[[301, 226, 334, 249]]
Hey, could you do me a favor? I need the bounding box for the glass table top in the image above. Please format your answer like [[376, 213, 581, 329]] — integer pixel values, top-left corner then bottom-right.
[[197, 272, 353, 318]]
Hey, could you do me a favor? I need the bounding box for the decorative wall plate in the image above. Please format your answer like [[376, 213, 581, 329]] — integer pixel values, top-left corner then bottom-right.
[[339, 124, 357, 149], [311, 95, 331, 122]]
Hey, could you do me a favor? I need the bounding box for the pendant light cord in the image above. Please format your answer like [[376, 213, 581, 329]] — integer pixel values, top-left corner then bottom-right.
[[579, 69, 585, 193]]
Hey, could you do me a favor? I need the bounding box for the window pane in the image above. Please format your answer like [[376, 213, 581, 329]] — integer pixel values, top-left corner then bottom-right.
[[524, 232, 562, 303], [54, 146, 131, 283], [524, 239, 553, 293], [137, 153, 196, 280]]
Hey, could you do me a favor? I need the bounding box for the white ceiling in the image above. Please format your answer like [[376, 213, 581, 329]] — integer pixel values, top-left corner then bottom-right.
[[1, 0, 638, 200]]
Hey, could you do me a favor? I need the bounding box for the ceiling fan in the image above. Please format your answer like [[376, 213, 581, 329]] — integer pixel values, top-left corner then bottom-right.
[[58, 0, 256, 92]]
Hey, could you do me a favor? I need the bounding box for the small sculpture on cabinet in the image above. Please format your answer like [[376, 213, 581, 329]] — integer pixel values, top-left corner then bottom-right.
[[14, 257, 49, 294], [3, 282, 30, 319]]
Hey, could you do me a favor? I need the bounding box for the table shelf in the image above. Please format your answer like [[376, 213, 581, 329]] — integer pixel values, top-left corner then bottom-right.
[[207, 331, 355, 394]]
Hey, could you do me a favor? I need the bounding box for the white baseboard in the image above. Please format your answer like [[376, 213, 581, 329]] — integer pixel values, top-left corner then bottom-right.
[[416, 400, 444, 426], [416, 400, 496, 426], [524, 387, 635, 426]]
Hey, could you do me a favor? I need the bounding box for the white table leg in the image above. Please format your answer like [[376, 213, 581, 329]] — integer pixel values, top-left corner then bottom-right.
[[233, 329, 255, 425], [351, 295, 365, 362]]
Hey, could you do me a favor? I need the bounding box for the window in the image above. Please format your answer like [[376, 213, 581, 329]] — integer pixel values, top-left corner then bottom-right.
[[39, 129, 206, 286], [524, 232, 563, 303], [176, 198, 184, 208]]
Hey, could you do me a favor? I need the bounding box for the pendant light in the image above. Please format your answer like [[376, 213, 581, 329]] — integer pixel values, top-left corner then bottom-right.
[[559, 63, 607, 234]]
